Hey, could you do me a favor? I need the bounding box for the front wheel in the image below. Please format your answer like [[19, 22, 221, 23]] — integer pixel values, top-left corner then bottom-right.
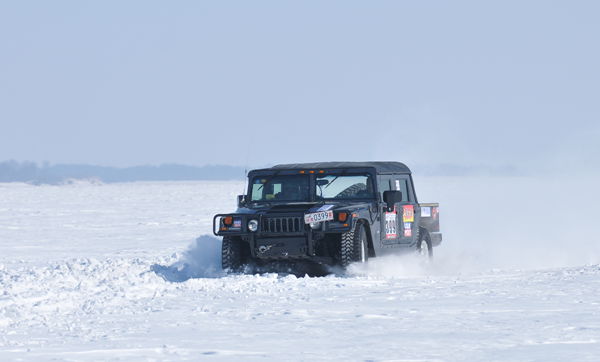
[[221, 236, 248, 272], [340, 223, 369, 267]]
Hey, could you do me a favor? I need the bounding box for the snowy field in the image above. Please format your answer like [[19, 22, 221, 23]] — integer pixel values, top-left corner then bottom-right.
[[1, 177, 600, 361]]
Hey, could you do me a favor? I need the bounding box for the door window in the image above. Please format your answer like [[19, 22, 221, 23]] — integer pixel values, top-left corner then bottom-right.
[[392, 178, 409, 202], [378, 176, 392, 193]]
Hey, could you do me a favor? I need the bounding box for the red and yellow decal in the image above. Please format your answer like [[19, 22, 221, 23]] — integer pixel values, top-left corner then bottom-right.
[[402, 205, 414, 223]]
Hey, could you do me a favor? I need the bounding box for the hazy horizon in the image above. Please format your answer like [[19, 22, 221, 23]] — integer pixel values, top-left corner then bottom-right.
[[0, 159, 537, 184]]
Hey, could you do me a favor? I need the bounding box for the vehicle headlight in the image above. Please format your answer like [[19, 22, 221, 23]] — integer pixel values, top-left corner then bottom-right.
[[248, 219, 258, 232], [309, 221, 320, 229]]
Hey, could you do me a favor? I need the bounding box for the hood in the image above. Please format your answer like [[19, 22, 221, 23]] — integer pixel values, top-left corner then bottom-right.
[[236, 201, 372, 215]]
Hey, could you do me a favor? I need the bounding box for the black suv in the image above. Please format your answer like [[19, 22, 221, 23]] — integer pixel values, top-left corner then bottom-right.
[[213, 162, 442, 271]]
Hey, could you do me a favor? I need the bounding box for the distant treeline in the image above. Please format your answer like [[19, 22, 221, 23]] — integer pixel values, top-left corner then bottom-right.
[[0, 161, 246, 184], [0, 160, 525, 184]]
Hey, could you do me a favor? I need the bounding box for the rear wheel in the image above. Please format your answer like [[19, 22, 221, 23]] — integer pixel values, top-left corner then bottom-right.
[[221, 236, 247, 272], [340, 223, 369, 267], [417, 230, 433, 260]]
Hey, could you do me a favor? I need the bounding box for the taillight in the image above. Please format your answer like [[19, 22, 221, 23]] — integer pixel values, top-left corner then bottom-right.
[[337, 212, 348, 222], [223, 216, 233, 226]]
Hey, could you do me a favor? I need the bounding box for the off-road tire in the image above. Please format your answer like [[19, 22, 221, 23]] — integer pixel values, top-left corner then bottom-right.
[[221, 236, 246, 272], [417, 229, 433, 259], [340, 223, 369, 267]]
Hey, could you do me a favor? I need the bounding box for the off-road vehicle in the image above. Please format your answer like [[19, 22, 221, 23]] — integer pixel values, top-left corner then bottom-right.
[[213, 162, 441, 271]]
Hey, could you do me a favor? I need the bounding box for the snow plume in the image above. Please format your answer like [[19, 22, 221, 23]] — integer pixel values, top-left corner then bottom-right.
[[152, 235, 223, 281], [414, 175, 600, 272], [348, 174, 600, 278], [347, 252, 482, 278]]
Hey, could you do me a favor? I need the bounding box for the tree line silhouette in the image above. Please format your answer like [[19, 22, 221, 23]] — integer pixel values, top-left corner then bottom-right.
[[0, 160, 246, 184]]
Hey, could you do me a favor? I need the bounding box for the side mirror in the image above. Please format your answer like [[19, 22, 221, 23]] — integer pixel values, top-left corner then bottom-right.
[[237, 195, 246, 207], [383, 190, 402, 210]]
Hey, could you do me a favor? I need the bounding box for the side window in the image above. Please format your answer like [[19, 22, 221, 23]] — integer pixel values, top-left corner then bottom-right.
[[378, 176, 413, 202], [378, 176, 392, 193], [392, 178, 410, 202]]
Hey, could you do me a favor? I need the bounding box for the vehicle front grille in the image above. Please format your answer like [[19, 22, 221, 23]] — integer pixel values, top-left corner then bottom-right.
[[262, 216, 304, 234]]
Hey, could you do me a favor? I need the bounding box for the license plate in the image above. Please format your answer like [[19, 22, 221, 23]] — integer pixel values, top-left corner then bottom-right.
[[304, 210, 334, 224]]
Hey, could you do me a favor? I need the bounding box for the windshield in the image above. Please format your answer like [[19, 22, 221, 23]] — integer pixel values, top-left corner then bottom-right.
[[249, 172, 375, 203], [250, 175, 310, 202], [316, 174, 374, 200]]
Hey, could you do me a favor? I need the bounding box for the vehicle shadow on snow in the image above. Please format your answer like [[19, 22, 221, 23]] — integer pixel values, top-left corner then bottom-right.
[[244, 261, 335, 277], [151, 235, 336, 282]]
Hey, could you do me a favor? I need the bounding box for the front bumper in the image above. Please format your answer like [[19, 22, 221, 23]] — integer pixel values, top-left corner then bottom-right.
[[254, 237, 307, 258], [213, 213, 352, 260]]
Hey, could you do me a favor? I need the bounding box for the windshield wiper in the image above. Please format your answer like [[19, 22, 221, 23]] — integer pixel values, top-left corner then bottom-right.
[[323, 169, 347, 190], [317, 170, 347, 203], [323, 175, 339, 190]]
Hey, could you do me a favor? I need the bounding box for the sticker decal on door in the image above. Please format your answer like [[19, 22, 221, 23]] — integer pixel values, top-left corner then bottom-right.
[[404, 222, 412, 237], [385, 211, 397, 239], [402, 205, 414, 223]]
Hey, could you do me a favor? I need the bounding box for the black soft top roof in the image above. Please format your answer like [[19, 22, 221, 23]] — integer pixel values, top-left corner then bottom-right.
[[253, 161, 411, 175]]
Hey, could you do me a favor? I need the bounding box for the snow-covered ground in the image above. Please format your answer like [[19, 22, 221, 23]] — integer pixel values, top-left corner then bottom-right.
[[1, 178, 599, 361]]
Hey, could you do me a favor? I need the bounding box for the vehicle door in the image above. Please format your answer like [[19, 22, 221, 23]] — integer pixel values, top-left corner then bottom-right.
[[394, 176, 420, 244], [378, 175, 402, 245]]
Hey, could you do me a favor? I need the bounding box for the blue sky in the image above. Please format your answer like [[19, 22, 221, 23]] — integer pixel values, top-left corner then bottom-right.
[[1, 1, 598, 171]]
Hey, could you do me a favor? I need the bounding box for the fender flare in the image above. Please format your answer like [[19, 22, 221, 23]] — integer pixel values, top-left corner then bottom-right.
[[356, 218, 376, 257]]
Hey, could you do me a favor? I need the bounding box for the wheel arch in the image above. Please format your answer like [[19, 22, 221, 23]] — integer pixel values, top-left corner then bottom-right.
[[418, 226, 430, 243], [357, 218, 376, 257], [417, 226, 433, 258]]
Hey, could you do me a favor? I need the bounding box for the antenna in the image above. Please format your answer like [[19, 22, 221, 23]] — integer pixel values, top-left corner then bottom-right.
[[243, 167, 248, 193], [242, 156, 249, 196]]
